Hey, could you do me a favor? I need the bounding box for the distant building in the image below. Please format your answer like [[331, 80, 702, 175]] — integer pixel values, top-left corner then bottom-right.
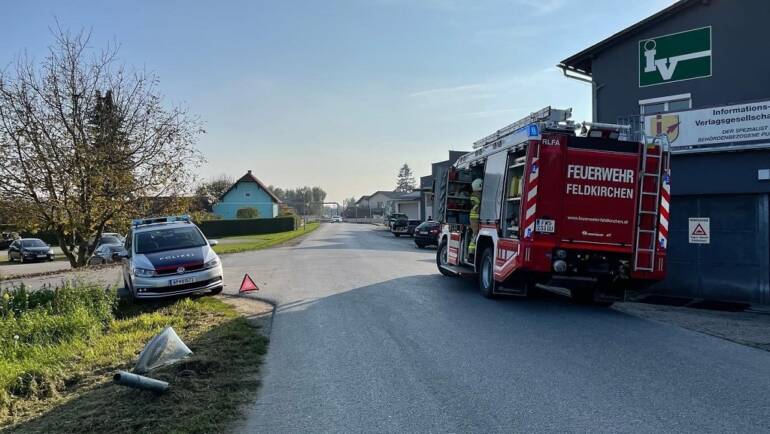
[[212, 170, 281, 219], [419, 151, 465, 221], [387, 191, 422, 220], [356, 191, 401, 217]]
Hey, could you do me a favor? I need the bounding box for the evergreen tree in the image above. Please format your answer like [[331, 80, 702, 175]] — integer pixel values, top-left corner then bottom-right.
[[395, 163, 416, 192]]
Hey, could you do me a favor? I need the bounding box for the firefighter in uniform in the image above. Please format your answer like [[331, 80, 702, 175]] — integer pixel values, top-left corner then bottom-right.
[[468, 178, 482, 254]]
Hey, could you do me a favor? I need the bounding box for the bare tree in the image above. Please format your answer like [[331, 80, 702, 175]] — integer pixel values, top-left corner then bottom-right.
[[0, 26, 204, 267]]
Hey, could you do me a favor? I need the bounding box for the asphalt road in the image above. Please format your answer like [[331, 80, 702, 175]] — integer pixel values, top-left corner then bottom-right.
[[0, 247, 70, 278], [225, 223, 770, 433]]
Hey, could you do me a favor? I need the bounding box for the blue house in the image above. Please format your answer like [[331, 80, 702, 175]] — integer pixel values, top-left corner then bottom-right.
[[212, 170, 281, 219]]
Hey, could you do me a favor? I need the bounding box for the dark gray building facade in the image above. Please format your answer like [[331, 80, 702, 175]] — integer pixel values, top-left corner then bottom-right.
[[560, 0, 770, 304]]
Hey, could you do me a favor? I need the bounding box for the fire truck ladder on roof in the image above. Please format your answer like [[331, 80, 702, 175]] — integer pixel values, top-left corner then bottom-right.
[[632, 138, 667, 272], [472, 106, 573, 149]]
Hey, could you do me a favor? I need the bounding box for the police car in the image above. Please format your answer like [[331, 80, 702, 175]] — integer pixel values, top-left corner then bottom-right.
[[121, 215, 223, 299]]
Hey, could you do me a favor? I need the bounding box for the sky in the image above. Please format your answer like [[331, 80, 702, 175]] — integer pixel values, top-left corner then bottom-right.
[[1, 0, 675, 203]]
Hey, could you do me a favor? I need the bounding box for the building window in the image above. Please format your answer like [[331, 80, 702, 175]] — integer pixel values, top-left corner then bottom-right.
[[667, 99, 691, 112], [639, 93, 692, 115], [641, 102, 666, 115], [620, 93, 693, 142]]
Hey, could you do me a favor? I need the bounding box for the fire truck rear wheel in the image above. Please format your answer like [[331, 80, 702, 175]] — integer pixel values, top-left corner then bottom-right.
[[437, 238, 456, 277], [478, 248, 496, 299]]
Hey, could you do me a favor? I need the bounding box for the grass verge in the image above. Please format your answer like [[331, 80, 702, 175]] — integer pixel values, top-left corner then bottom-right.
[[0, 258, 68, 267], [1, 284, 268, 433], [212, 222, 320, 254]]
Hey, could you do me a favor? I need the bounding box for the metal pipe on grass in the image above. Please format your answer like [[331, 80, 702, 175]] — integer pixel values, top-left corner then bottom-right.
[[113, 371, 169, 394]]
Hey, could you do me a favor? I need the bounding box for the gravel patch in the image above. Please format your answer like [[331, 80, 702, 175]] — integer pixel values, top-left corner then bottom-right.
[[615, 301, 770, 351]]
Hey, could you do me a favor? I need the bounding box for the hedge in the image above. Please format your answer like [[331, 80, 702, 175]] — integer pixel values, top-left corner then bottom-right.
[[196, 217, 295, 238]]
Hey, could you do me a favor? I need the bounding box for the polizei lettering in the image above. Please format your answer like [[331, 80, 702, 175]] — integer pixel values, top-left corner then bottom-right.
[[566, 164, 635, 199]]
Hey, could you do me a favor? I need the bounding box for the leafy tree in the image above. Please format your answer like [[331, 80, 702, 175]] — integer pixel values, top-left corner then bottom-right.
[[268, 185, 327, 215], [395, 163, 416, 192], [194, 175, 234, 211], [236, 207, 259, 219], [0, 27, 203, 267]]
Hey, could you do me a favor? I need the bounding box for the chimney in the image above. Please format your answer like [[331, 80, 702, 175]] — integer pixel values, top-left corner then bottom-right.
[[247, 170, 252, 174]]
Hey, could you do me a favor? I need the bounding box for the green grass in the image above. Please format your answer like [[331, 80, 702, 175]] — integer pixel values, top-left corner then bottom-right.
[[0, 284, 268, 433], [212, 222, 320, 255]]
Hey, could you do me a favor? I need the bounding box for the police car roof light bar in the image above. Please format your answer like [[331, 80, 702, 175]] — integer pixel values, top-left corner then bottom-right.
[[132, 215, 191, 227]]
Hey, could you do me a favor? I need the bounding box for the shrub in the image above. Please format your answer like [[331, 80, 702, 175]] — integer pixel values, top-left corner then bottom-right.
[[196, 217, 295, 238], [236, 207, 259, 219], [0, 283, 118, 406], [0, 283, 117, 358]]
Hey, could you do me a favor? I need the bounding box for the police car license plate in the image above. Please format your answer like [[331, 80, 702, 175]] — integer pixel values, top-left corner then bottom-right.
[[170, 277, 195, 286], [535, 219, 555, 233]]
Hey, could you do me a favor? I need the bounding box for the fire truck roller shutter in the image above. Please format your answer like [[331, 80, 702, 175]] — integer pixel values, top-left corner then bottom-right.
[[480, 151, 507, 222]]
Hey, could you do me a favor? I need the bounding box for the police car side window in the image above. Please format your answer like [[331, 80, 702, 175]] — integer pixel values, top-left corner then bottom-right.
[[125, 231, 132, 254]]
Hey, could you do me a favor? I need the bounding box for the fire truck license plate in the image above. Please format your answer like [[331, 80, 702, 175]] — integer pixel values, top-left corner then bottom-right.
[[535, 219, 555, 233]]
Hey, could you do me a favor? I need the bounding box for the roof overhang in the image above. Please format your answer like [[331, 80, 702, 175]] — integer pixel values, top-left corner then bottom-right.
[[558, 0, 702, 78], [220, 172, 282, 204]]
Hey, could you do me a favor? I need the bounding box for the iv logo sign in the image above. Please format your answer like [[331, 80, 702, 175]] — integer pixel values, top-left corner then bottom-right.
[[639, 27, 711, 87]]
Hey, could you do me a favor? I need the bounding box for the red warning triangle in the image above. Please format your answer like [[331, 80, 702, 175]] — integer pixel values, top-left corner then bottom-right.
[[692, 224, 707, 236], [239, 274, 259, 293]]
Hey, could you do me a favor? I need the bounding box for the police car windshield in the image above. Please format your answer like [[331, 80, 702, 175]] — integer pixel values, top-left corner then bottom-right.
[[135, 227, 207, 254]]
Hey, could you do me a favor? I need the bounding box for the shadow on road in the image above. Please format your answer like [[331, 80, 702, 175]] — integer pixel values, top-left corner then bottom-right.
[[246, 272, 770, 432]]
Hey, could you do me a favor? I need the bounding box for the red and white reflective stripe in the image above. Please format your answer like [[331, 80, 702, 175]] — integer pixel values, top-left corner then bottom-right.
[[658, 170, 671, 249], [523, 157, 539, 238]]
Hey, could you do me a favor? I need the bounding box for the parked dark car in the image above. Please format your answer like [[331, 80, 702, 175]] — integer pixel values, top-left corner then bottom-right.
[[387, 213, 408, 229], [0, 232, 20, 251], [88, 241, 127, 265], [95, 235, 124, 248], [391, 217, 420, 237], [7, 238, 54, 263], [413, 221, 440, 248]]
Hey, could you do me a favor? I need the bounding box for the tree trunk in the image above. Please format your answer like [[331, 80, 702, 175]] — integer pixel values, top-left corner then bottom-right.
[[57, 232, 78, 267]]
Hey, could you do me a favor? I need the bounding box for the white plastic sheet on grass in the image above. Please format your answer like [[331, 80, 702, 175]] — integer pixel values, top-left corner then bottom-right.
[[134, 326, 192, 374]]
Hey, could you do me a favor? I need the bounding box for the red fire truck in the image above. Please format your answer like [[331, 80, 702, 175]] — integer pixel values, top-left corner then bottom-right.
[[435, 107, 671, 305]]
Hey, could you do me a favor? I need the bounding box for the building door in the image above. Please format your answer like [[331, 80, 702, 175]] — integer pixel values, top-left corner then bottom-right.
[[656, 193, 770, 304]]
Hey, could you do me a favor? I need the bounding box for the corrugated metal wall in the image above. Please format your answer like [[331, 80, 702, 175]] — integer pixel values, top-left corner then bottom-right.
[[654, 194, 770, 303]]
